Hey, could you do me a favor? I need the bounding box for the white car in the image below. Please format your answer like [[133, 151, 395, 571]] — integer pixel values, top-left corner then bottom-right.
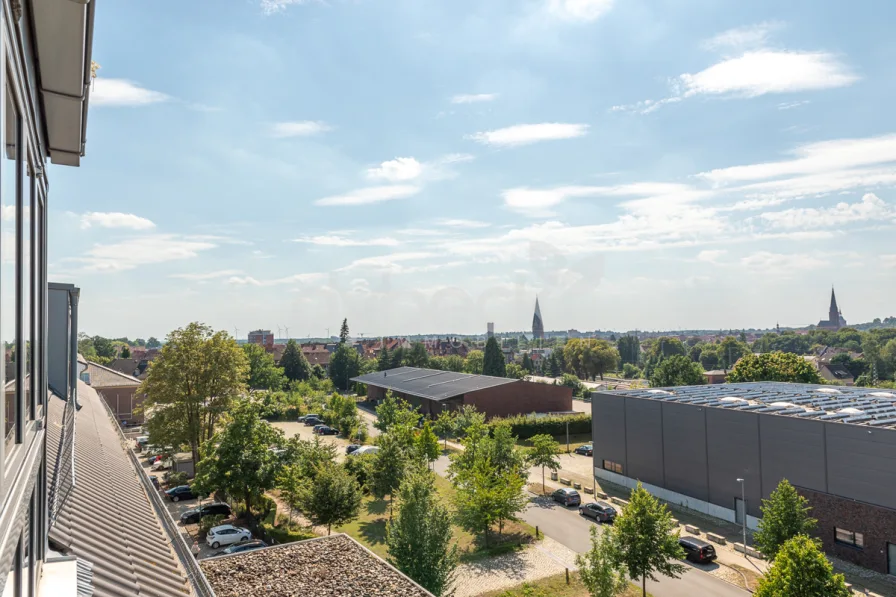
[[348, 446, 380, 457], [206, 525, 252, 549]]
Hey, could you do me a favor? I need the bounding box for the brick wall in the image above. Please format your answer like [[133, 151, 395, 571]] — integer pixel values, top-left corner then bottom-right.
[[96, 387, 145, 425], [797, 486, 896, 573], [463, 381, 573, 419]]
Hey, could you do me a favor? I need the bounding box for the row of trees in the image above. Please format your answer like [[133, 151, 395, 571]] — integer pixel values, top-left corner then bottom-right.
[[77, 333, 161, 364]]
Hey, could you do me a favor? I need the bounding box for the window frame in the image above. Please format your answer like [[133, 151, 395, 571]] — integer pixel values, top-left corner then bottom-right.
[[834, 527, 864, 549], [602, 459, 623, 474]]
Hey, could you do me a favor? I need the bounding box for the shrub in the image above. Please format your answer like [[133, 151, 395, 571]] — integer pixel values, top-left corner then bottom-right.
[[622, 363, 642, 379], [489, 413, 591, 440], [166, 471, 188, 487], [199, 514, 225, 535], [260, 520, 318, 544], [343, 452, 376, 491]]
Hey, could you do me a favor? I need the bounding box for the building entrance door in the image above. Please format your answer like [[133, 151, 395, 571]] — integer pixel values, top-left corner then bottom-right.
[[888, 542, 896, 576], [734, 497, 745, 525]]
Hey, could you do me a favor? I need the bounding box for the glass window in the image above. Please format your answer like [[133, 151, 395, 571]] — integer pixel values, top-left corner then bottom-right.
[[2, 84, 19, 448], [602, 459, 623, 474], [835, 527, 864, 548], [19, 144, 29, 431]]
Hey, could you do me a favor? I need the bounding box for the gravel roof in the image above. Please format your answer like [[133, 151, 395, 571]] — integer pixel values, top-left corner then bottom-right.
[[201, 534, 434, 597], [351, 366, 517, 401]]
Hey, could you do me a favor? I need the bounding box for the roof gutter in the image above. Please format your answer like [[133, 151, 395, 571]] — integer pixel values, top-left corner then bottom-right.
[[78, 0, 94, 159]]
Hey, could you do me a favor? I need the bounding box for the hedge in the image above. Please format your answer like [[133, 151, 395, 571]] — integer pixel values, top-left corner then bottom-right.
[[489, 412, 591, 440]]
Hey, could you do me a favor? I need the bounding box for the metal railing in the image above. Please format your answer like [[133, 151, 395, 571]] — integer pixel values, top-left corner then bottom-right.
[[48, 391, 76, 527]]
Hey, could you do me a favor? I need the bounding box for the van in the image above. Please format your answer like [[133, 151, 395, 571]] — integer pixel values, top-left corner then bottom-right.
[[679, 536, 717, 564]]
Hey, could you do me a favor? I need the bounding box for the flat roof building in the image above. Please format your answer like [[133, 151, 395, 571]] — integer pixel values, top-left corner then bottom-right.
[[592, 383, 896, 574], [353, 367, 572, 418]]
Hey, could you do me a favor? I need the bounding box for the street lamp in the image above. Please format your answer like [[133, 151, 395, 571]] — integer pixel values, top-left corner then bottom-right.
[[736, 478, 747, 557]]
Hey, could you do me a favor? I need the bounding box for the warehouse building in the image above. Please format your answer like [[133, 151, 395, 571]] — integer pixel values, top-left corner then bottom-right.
[[592, 383, 896, 574], [352, 367, 572, 418]]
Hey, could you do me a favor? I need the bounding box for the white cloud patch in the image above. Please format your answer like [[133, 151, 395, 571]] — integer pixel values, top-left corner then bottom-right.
[[260, 0, 311, 15], [502, 182, 708, 217], [547, 0, 614, 22], [293, 235, 401, 247], [778, 100, 810, 110], [271, 121, 331, 138], [740, 251, 828, 274], [315, 185, 421, 206], [451, 93, 498, 104], [70, 235, 217, 272], [759, 193, 894, 229], [227, 272, 325, 286], [468, 123, 588, 147], [91, 78, 170, 107], [80, 212, 156, 230], [697, 250, 727, 263], [170, 270, 242, 280], [881, 255, 896, 269], [701, 22, 780, 52], [439, 219, 490, 229], [366, 157, 424, 182]]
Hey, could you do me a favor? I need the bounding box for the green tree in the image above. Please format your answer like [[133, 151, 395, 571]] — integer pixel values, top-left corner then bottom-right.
[[300, 462, 362, 535], [649, 355, 705, 387], [718, 336, 751, 370], [433, 410, 456, 450], [390, 346, 406, 369], [120, 345, 131, 359], [505, 362, 527, 379], [377, 345, 392, 371], [464, 350, 485, 374], [135, 338, 146, 347], [278, 461, 305, 524], [617, 335, 641, 366], [416, 421, 441, 468], [374, 391, 419, 434], [755, 535, 850, 597], [444, 355, 465, 372], [528, 434, 561, 495], [371, 432, 410, 520], [406, 342, 430, 368], [611, 482, 686, 597], [753, 479, 817, 561], [577, 526, 628, 597], [339, 318, 350, 343], [280, 339, 312, 382], [243, 342, 286, 390], [622, 363, 642, 379], [547, 351, 562, 376], [387, 465, 458, 596], [521, 352, 534, 373], [830, 352, 867, 380], [329, 342, 361, 390], [140, 322, 249, 464], [193, 402, 284, 516], [283, 435, 338, 480], [728, 352, 823, 384], [483, 337, 507, 377], [93, 335, 117, 359], [146, 336, 161, 348], [488, 422, 527, 478], [453, 458, 527, 546]]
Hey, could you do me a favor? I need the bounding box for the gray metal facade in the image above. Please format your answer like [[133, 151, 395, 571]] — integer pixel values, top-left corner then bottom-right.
[[592, 387, 896, 518]]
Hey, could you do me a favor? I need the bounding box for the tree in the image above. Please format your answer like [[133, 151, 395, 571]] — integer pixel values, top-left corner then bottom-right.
[[718, 336, 751, 370], [577, 526, 628, 597], [547, 351, 562, 376], [649, 355, 705, 387], [563, 338, 619, 380], [403, 342, 428, 367], [371, 432, 410, 520], [390, 346, 406, 369], [611, 482, 686, 597], [432, 410, 456, 450], [453, 458, 527, 547], [140, 322, 248, 464], [444, 355, 465, 372], [483, 337, 507, 377], [93, 335, 117, 359], [416, 421, 441, 468], [193, 401, 284, 516], [617, 335, 641, 366], [521, 352, 534, 373], [505, 363, 527, 379], [147, 336, 161, 348], [283, 434, 338, 480], [830, 352, 867, 380], [339, 318, 350, 343], [622, 363, 642, 379], [463, 350, 484, 374], [374, 391, 419, 434], [755, 535, 850, 597], [135, 338, 146, 347], [753, 479, 817, 561], [243, 343, 286, 390], [488, 422, 527, 478], [528, 434, 560, 495], [278, 461, 305, 524], [728, 352, 823, 384], [120, 345, 131, 359], [299, 462, 362, 535], [387, 466, 458, 596], [329, 342, 361, 390], [377, 345, 392, 371], [280, 339, 312, 382]]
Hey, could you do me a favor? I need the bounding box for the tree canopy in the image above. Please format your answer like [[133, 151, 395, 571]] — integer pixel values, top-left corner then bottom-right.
[[243, 342, 285, 390], [649, 355, 705, 387], [755, 535, 850, 597], [280, 339, 312, 382], [329, 342, 361, 390], [727, 352, 823, 384], [483, 337, 507, 377], [753, 479, 817, 561], [464, 350, 485, 374], [563, 338, 620, 380]]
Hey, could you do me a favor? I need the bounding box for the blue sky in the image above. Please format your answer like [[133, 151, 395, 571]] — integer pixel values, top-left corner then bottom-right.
[[50, 0, 896, 339]]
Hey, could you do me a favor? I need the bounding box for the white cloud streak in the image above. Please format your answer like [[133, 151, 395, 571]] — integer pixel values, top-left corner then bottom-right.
[[80, 212, 156, 230], [293, 235, 401, 247], [366, 157, 424, 182], [71, 235, 217, 272], [451, 93, 498, 104], [170, 270, 242, 280], [759, 193, 894, 229], [91, 78, 170, 107], [260, 0, 311, 15], [271, 121, 331, 138], [468, 123, 588, 147], [701, 22, 780, 52], [314, 185, 421, 206], [547, 0, 614, 22]]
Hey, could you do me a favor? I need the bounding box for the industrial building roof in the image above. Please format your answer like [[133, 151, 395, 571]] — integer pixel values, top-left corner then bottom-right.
[[351, 366, 518, 401], [606, 383, 896, 430]]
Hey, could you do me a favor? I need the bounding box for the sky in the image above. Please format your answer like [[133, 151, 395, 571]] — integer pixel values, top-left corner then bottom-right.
[[49, 0, 896, 339]]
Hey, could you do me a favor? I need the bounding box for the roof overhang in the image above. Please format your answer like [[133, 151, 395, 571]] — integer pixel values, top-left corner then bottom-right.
[[31, 0, 95, 167]]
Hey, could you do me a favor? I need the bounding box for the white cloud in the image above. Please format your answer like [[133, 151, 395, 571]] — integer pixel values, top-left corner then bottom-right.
[[315, 185, 421, 206], [451, 93, 498, 104], [697, 250, 727, 263], [502, 186, 601, 215], [91, 78, 170, 107], [439, 153, 475, 164], [547, 0, 614, 22], [439, 219, 491, 229], [759, 193, 894, 229], [740, 251, 828, 274], [366, 157, 424, 182], [80, 212, 156, 230], [468, 123, 588, 147], [271, 121, 331, 138], [882, 255, 896, 269], [170, 270, 242, 280], [778, 100, 810, 110], [260, 0, 310, 15], [293, 235, 401, 247], [701, 22, 780, 52], [501, 182, 708, 216], [227, 272, 325, 286], [70, 235, 217, 272], [678, 51, 857, 99]]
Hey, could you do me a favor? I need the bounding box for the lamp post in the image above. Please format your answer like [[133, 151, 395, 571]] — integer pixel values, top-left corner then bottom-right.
[[736, 478, 747, 557]]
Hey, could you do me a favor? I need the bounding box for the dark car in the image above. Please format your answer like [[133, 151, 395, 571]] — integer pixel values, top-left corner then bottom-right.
[[304, 417, 324, 426], [552, 488, 581, 507], [346, 444, 361, 454], [214, 540, 268, 556], [315, 425, 338, 436], [298, 414, 321, 423], [180, 502, 233, 525], [679, 536, 717, 564], [574, 444, 593, 456], [578, 501, 616, 522], [165, 485, 196, 502]]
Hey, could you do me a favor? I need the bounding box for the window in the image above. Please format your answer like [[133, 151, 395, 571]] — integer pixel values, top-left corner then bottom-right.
[[603, 460, 623, 474], [835, 528, 864, 549], [2, 83, 19, 449]]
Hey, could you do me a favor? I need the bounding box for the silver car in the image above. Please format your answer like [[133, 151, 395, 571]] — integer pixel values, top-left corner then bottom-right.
[[206, 524, 252, 549]]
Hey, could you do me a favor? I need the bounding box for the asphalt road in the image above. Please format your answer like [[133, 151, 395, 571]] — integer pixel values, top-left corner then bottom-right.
[[434, 456, 748, 597]]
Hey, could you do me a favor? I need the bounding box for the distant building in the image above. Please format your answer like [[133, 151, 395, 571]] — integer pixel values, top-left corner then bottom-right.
[[703, 370, 728, 384], [83, 361, 145, 426], [487, 322, 495, 338], [424, 337, 469, 358], [532, 297, 545, 340], [817, 362, 855, 386], [817, 288, 847, 330], [248, 329, 275, 350], [567, 329, 583, 339]]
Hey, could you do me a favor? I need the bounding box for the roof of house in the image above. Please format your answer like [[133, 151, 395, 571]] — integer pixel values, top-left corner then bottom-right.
[[107, 358, 140, 376], [46, 381, 190, 597], [819, 363, 854, 380], [85, 361, 142, 388], [201, 534, 433, 597], [351, 366, 517, 401], [605, 382, 896, 429]]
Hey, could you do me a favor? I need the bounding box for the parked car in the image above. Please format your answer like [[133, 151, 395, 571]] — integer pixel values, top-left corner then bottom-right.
[[346, 444, 362, 454], [150, 458, 172, 472], [135, 436, 150, 450], [552, 488, 581, 507], [578, 501, 616, 522], [206, 525, 252, 549], [165, 485, 196, 502], [180, 502, 233, 525], [348, 446, 380, 457], [304, 417, 324, 426], [299, 414, 321, 423], [574, 444, 593, 456], [214, 540, 268, 556], [315, 425, 338, 436], [679, 536, 717, 564]]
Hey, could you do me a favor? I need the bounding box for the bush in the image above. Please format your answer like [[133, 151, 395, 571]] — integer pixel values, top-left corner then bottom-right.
[[260, 520, 318, 544], [343, 452, 376, 491], [166, 471, 188, 487], [199, 514, 225, 535], [559, 373, 585, 396], [489, 413, 591, 440], [622, 363, 642, 379]]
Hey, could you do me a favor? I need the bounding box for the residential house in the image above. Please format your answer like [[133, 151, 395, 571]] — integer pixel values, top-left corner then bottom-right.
[[107, 357, 151, 380], [84, 361, 145, 425], [703, 369, 728, 384], [817, 362, 855, 386], [424, 337, 469, 358]]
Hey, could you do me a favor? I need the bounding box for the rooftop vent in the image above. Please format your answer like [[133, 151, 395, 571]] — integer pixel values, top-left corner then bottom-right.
[[771, 401, 798, 408], [720, 397, 748, 403], [870, 392, 896, 399], [837, 407, 864, 415], [815, 388, 842, 394], [647, 390, 673, 395]]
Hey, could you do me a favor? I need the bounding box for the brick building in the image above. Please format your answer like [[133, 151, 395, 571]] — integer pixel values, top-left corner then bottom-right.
[[83, 361, 145, 426], [248, 329, 275, 350]]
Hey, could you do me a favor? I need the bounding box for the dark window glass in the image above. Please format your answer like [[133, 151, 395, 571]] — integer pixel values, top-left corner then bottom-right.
[[19, 145, 29, 430], [2, 85, 19, 448], [835, 527, 864, 548]]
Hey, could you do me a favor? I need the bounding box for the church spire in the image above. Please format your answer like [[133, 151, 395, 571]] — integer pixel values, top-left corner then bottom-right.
[[829, 286, 839, 323], [532, 296, 544, 340]]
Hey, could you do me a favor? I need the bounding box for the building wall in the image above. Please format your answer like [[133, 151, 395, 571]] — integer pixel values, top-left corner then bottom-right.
[[462, 381, 572, 419], [96, 387, 144, 425], [624, 398, 664, 488], [661, 402, 709, 501], [706, 408, 763, 518], [826, 422, 896, 509]]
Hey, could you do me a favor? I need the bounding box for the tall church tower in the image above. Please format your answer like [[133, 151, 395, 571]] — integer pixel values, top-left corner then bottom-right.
[[829, 288, 840, 327], [532, 296, 545, 340]]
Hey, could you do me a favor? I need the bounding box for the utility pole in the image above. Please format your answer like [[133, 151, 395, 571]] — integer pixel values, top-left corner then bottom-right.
[[566, 420, 570, 454], [737, 478, 747, 557]]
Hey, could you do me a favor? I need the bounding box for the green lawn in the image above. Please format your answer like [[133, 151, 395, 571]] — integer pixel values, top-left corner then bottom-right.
[[479, 572, 649, 597], [336, 473, 535, 562]]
